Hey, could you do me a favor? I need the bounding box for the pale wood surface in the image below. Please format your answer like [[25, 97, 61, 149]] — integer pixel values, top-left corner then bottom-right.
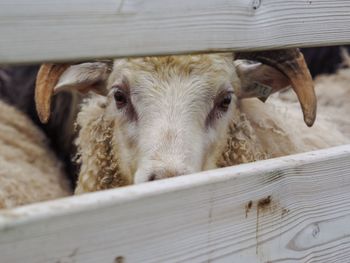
[[0, 145, 349, 263], [1, 0, 350, 64]]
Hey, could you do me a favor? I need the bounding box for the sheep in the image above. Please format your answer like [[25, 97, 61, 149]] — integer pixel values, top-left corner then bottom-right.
[[34, 49, 349, 194], [0, 65, 81, 185], [313, 61, 350, 138], [0, 99, 72, 209]]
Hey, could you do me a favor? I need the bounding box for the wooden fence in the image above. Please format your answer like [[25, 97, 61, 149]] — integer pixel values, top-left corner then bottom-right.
[[1, 146, 350, 262], [1, 0, 350, 64], [1, 1, 350, 262]]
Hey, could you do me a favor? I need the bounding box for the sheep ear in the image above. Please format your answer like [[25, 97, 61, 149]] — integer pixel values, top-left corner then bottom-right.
[[36, 62, 111, 123], [235, 60, 290, 102], [54, 62, 110, 96]]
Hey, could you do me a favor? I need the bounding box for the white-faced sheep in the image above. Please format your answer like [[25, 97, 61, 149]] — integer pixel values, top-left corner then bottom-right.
[[0, 100, 71, 208], [35, 49, 349, 194]]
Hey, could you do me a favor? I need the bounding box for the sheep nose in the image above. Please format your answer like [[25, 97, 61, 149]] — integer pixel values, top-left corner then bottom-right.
[[147, 168, 189, 182], [148, 173, 158, 181]]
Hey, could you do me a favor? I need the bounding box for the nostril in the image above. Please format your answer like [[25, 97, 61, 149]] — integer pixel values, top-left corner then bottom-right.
[[147, 168, 190, 182], [148, 173, 157, 181]]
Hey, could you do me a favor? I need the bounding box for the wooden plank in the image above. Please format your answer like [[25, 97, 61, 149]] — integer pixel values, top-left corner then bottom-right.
[[0, 145, 350, 263], [1, 0, 350, 64]]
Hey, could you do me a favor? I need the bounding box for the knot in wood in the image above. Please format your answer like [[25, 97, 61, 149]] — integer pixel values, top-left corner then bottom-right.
[[252, 0, 262, 10]]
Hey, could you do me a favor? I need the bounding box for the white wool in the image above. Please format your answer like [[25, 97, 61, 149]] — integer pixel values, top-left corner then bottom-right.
[[0, 100, 71, 209]]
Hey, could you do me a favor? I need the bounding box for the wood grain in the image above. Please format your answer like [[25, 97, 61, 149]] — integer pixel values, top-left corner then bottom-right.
[[1, 0, 350, 64], [0, 145, 350, 262]]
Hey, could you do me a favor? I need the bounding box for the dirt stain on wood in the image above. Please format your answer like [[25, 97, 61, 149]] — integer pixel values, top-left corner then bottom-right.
[[250, 195, 291, 258], [281, 208, 290, 218], [258, 196, 272, 210], [115, 256, 125, 263], [256, 195, 272, 255], [245, 200, 253, 218]]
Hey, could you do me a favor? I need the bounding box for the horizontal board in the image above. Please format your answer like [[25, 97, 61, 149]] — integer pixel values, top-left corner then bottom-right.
[[1, 0, 350, 64], [0, 145, 350, 262]]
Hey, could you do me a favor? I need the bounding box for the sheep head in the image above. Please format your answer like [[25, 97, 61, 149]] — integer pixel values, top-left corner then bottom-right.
[[35, 49, 316, 186]]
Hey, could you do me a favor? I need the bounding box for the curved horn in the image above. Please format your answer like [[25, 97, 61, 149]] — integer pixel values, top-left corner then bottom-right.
[[35, 63, 70, 123], [236, 48, 316, 127]]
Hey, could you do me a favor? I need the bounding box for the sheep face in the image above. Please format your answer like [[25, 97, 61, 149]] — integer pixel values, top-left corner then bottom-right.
[[102, 54, 240, 183], [36, 49, 316, 190]]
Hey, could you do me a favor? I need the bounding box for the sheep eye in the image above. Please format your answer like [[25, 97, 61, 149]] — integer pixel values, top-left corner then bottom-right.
[[114, 90, 128, 109], [218, 94, 232, 111]]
